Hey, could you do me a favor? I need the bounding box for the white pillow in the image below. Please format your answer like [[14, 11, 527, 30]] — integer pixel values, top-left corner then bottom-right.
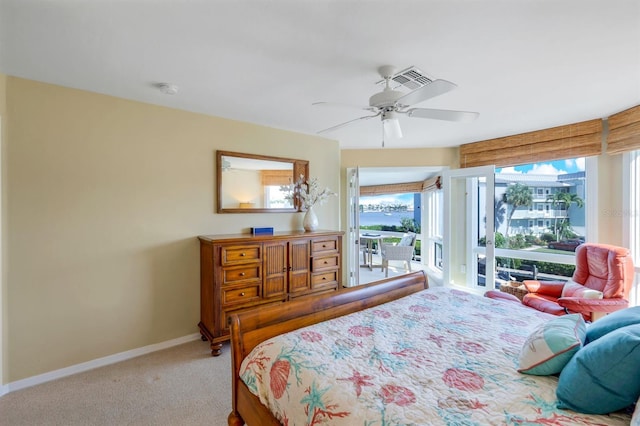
[[632, 395, 640, 426], [561, 280, 603, 299]]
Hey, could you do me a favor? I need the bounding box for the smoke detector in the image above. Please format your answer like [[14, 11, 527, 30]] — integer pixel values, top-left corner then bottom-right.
[[156, 83, 179, 95]]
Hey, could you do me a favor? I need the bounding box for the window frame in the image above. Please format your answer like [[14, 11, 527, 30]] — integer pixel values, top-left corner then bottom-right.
[[623, 150, 640, 307]]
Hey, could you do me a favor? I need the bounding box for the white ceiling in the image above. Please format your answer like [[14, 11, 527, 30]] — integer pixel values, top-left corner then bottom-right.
[[1, 0, 639, 150]]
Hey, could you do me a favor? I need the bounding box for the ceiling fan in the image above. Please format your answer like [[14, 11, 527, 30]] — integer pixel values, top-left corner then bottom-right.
[[314, 65, 479, 146]]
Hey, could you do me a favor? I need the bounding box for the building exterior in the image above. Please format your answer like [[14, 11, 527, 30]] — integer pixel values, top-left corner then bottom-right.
[[494, 172, 586, 238]]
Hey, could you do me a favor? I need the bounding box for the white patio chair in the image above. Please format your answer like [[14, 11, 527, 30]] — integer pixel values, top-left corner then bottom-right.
[[380, 232, 417, 277]]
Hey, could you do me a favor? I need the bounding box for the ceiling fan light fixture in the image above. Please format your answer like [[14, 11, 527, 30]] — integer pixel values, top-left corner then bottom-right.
[[383, 116, 402, 139]]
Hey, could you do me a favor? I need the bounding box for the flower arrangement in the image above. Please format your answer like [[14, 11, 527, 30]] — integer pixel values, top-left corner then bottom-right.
[[283, 175, 337, 211]]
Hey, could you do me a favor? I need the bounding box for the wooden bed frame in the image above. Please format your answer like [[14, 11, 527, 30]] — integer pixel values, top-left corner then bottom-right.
[[227, 271, 429, 426]]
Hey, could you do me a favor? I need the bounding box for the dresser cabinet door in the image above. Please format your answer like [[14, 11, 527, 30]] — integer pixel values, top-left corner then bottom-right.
[[288, 239, 311, 296], [263, 241, 287, 299]]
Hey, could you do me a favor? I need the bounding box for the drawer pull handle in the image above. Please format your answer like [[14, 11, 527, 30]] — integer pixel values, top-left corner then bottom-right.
[[240, 292, 245, 296], [240, 272, 245, 276], [322, 244, 326, 248], [324, 261, 328, 264], [322, 277, 327, 280], [240, 253, 246, 257]]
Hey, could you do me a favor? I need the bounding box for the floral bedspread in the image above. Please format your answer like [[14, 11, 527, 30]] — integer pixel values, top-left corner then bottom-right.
[[240, 287, 631, 425]]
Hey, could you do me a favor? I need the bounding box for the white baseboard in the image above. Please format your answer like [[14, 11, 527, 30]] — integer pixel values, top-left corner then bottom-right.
[[5, 333, 201, 394]]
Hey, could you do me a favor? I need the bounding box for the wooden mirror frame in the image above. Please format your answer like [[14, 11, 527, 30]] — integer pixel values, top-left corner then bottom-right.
[[216, 150, 309, 213]]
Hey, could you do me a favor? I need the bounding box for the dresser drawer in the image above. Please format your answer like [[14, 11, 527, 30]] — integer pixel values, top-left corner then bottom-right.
[[312, 255, 339, 272], [312, 238, 338, 254], [222, 301, 284, 333], [222, 284, 261, 306], [221, 245, 261, 265], [222, 265, 261, 285], [311, 270, 338, 289]]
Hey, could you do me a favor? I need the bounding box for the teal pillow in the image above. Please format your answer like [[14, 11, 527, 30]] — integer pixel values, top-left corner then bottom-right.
[[518, 314, 586, 376], [585, 306, 640, 344], [557, 323, 640, 414]]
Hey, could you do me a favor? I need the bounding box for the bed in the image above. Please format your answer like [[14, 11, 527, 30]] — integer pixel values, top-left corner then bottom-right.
[[227, 271, 632, 425]]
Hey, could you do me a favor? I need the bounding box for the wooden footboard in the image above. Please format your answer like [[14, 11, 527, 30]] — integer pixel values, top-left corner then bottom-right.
[[227, 271, 429, 426]]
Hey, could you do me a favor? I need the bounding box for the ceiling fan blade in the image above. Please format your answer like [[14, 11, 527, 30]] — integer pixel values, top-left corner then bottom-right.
[[407, 108, 479, 122], [312, 102, 376, 112], [396, 79, 457, 107], [317, 112, 381, 134]]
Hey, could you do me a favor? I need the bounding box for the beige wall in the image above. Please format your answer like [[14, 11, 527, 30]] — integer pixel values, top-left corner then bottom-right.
[[4, 77, 340, 382], [597, 152, 624, 246], [1, 73, 7, 387]]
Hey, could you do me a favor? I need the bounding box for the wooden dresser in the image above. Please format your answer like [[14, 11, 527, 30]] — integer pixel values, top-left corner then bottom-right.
[[198, 230, 343, 356]]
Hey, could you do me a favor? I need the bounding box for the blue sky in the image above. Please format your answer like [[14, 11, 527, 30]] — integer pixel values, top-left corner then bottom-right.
[[497, 158, 585, 175]]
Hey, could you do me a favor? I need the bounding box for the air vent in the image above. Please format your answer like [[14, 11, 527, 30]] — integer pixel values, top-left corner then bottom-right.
[[377, 66, 434, 91]]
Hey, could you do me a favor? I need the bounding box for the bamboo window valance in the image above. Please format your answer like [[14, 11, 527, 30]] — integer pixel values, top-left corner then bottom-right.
[[606, 105, 640, 155], [360, 176, 441, 196], [261, 170, 293, 186], [459, 119, 603, 168]]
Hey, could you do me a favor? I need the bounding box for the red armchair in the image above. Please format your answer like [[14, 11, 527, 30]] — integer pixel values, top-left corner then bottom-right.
[[521, 243, 635, 321]]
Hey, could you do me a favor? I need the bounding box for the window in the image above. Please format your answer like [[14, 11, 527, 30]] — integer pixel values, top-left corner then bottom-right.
[[265, 185, 293, 208], [491, 157, 590, 286]]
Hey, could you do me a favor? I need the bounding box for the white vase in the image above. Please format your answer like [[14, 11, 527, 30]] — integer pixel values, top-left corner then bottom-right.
[[303, 206, 319, 232]]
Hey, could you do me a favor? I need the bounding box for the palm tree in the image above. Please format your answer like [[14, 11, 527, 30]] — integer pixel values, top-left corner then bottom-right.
[[502, 183, 533, 236], [546, 191, 584, 241], [485, 197, 506, 233], [494, 196, 507, 231]]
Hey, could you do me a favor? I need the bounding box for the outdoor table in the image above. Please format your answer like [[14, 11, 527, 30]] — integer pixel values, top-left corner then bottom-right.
[[360, 233, 383, 270]]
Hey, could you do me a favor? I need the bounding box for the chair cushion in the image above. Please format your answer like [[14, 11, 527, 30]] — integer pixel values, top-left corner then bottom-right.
[[518, 314, 586, 376], [561, 279, 603, 299], [523, 280, 565, 297], [522, 293, 567, 316], [556, 323, 640, 414], [585, 306, 640, 344], [484, 290, 521, 303], [399, 234, 414, 246]]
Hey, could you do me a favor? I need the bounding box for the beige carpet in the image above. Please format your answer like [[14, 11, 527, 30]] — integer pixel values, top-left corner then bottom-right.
[[0, 340, 232, 426]]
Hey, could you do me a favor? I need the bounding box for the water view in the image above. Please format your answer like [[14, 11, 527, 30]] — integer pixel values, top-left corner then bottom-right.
[[360, 211, 416, 227]]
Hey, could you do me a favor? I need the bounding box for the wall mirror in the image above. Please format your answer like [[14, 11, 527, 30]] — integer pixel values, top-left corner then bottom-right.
[[217, 150, 309, 213]]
